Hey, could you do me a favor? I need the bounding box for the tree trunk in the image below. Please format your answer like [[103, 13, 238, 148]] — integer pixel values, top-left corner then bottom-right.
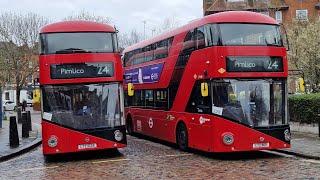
[[16, 85, 20, 108]]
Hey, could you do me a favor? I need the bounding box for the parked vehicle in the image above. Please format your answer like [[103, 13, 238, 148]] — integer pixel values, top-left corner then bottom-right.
[[123, 11, 291, 152], [39, 20, 126, 155], [2, 89, 33, 111], [2, 100, 16, 111]]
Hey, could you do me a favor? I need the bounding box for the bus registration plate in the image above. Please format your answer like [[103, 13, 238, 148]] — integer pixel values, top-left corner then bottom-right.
[[253, 143, 269, 149], [78, 143, 97, 150]]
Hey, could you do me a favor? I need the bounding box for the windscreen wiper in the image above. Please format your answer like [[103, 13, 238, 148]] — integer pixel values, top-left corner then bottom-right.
[[55, 48, 92, 54]]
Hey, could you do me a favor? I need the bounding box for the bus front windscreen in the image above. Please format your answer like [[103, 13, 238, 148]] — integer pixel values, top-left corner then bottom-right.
[[219, 24, 283, 46], [40, 32, 115, 54], [210, 79, 287, 127], [42, 83, 123, 130]]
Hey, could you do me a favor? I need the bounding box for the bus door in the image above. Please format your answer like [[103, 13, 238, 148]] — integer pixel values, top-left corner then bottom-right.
[[151, 89, 172, 140], [132, 108, 147, 134]]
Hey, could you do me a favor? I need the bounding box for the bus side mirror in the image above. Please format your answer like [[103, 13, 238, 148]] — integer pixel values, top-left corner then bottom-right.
[[201, 82, 208, 97], [128, 83, 134, 97]]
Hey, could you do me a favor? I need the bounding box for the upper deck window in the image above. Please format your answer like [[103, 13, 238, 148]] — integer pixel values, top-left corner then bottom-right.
[[40, 32, 116, 55], [219, 24, 283, 47]]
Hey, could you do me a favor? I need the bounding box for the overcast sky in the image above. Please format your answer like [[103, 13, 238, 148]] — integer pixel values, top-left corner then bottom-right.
[[0, 0, 203, 36]]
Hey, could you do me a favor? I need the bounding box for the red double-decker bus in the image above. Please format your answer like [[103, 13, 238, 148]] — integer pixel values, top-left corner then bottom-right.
[[39, 21, 126, 155], [123, 11, 291, 152]]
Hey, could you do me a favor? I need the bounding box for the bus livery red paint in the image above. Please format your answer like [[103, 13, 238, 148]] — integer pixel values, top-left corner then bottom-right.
[[123, 11, 290, 152], [39, 21, 126, 155]]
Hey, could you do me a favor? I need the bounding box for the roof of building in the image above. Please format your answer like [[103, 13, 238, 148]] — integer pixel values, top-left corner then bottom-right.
[[205, 0, 289, 15], [40, 21, 115, 33]]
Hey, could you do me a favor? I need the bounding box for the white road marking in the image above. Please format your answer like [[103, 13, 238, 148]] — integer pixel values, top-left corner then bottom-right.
[[92, 158, 131, 164], [18, 166, 59, 172], [158, 153, 193, 158], [261, 150, 295, 158], [302, 159, 320, 164]]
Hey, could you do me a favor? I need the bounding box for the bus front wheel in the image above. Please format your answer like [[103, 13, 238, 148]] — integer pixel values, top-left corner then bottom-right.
[[176, 122, 188, 151]]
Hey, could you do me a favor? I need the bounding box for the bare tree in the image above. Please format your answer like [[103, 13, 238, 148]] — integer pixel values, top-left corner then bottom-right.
[[288, 20, 320, 92], [64, 10, 111, 24], [155, 17, 180, 35], [118, 29, 143, 49], [0, 12, 48, 106]]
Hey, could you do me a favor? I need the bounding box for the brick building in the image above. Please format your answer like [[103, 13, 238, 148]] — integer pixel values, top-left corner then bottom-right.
[[204, 0, 320, 24]]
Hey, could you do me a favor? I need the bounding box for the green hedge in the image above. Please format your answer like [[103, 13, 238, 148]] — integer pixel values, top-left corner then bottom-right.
[[289, 93, 320, 124]]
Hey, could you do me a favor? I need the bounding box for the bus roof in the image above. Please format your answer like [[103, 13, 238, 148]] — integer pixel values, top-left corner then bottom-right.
[[40, 20, 116, 33], [123, 11, 278, 53]]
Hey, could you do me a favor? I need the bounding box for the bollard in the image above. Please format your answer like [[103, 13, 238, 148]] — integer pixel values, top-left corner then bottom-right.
[[27, 111, 32, 131], [9, 116, 19, 147], [17, 107, 22, 124], [22, 112, 29, 138]]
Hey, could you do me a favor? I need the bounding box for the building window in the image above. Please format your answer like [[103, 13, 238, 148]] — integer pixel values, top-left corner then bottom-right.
[[259, 11, 270, 16], [296, 10, 308, 21], [275, 11, 282, 23]]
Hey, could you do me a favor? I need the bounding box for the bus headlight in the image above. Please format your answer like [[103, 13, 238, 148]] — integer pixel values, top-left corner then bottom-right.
[[48, 135, 58, 148], [222, 133, 234, 146], [114, 130, 123, 142], [284, 129, 291, 141]]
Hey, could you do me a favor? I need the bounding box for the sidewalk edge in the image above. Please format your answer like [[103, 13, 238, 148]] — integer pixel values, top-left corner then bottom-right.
[[0, 137, 42, 162], [274, 149, 320, 160]]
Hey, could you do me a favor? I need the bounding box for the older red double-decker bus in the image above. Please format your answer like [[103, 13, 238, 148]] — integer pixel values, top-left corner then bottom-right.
[[123, 11, 290, 152], [39, 21, 126, 155]]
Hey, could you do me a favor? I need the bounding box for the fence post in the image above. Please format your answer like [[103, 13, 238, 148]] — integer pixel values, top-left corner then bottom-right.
[[27, 111, 32, 131], [318, 114, 320, 138], [9, 116, 19, 147], [22, 112, 29, 138], [0, 87, 2, 128], [17, 107, 22, 124]]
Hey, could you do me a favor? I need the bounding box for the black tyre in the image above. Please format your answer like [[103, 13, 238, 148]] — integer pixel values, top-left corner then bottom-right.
[[126, 117, 134, 135], [176, 123, 188, 151]]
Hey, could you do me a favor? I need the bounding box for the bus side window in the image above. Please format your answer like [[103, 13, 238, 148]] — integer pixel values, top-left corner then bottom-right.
[[182, 30, 195, 53], [155, 89, 168, 110], [145, 90, 154, 107], [195, 26, 206, 49], [206, 24, 219, 46]]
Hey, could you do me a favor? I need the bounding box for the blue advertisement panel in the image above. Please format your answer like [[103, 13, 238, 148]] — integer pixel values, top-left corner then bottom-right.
[[125, 63, 164, 84]]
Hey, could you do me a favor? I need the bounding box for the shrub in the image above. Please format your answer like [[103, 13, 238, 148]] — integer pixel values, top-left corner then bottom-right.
[[289, 93, 320, 124]]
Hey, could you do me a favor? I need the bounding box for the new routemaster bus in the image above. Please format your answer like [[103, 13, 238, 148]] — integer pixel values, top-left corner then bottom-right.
[[123, 11, 290, 152], [39, 21, 126, 155]]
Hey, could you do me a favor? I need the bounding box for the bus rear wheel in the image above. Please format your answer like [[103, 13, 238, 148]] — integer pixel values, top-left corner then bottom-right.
[[176, 123, 188, 151]]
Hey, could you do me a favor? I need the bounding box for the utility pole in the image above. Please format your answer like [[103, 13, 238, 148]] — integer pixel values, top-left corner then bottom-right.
[[142, 20, 147, 40], [151, 28, 156, 37]]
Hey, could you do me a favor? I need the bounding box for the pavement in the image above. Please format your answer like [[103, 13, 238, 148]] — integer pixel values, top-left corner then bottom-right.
[[0, 108, 42, 162], [277, 131, 320, 160]]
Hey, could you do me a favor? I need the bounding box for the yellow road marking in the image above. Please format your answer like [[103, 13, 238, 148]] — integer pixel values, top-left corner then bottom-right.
[[92, 158, 131, 164]]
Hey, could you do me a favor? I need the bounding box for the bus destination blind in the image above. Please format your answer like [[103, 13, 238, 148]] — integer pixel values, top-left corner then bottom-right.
[[51, 62, 114, 79], [226, 56, 283, 72]]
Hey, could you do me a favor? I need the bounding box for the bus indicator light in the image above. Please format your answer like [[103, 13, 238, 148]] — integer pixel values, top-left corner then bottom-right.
[[218, 68, 226, 74]]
